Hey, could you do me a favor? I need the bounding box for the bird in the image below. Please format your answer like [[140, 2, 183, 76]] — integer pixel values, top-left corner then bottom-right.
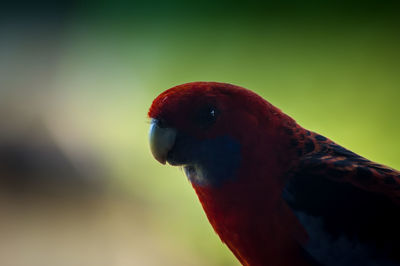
[[148, 81, 400, 266]]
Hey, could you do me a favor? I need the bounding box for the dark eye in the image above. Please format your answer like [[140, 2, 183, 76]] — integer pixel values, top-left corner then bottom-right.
[[194, 105, 219, 129]]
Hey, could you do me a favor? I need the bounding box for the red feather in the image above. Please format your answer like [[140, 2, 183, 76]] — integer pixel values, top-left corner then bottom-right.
[[148, 82, 400, 266]]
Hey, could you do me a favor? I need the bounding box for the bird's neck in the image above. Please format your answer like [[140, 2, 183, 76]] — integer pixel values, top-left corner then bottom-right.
[[191, 122, 313, 265]]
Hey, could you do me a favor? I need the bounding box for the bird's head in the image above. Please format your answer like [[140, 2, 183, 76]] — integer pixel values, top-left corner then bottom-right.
[[148, 82, 297, 187]]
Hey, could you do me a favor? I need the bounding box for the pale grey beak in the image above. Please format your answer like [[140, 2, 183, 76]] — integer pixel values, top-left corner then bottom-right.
[[149, 119, 177, 164]]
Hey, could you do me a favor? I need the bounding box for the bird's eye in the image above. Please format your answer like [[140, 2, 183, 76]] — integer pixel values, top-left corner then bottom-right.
[[194, 105, 219, 129]]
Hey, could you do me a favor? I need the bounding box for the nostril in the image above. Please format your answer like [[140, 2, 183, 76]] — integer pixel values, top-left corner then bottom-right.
[[156, 118, 168, 128]]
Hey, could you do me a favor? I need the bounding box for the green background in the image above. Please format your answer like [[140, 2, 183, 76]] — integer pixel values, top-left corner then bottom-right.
[[1, 1, 399, 265]]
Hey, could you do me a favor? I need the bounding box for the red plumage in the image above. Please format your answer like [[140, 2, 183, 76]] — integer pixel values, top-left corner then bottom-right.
[[148, 82, 400, 266]]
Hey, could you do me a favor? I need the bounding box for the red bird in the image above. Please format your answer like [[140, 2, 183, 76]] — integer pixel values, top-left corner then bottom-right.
[[148, 82, 400, 266]]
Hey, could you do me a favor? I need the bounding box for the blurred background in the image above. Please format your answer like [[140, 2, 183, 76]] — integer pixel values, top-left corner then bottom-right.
[[0, 1, 399, 265]]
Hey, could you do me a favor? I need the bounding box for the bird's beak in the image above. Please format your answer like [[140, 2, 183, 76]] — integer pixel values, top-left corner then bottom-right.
[[149, 119, 177, 164]]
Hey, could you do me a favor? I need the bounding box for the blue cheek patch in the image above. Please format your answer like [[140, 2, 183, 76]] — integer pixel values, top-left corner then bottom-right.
[[183, 136, 242, 187]]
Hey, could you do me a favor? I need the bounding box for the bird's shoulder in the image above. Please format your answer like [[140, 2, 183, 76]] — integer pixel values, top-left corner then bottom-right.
[[283, 131, 400, 265]]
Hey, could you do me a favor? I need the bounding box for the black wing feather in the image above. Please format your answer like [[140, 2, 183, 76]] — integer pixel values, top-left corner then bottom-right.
[[284, 139, 400, 265]]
